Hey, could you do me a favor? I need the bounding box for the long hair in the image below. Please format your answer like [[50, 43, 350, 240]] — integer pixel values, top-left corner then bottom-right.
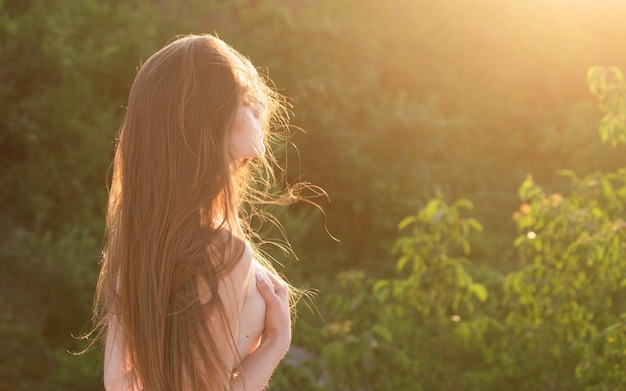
[[90, 34, 294, 390]]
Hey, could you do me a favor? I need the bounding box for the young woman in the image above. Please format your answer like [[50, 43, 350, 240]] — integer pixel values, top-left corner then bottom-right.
[[91, 34, 297, 390]]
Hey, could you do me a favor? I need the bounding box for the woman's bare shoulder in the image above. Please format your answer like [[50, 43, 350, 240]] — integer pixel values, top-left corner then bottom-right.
[[210, 229, 252, 266], [198, 230, 253, 308]]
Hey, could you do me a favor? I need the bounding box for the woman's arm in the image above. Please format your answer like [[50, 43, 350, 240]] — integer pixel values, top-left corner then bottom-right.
[[230, 271, 291, 391]]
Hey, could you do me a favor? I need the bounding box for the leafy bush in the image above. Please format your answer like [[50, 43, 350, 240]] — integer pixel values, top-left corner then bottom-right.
[[501, 171, 626, 389], [588, 66, 626, 146], [299, 196, 489, 390]]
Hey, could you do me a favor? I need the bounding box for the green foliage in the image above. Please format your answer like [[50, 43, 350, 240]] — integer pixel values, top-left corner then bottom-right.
[[293, 139, 626, 391], [0, 227, 102, 390], [576, 314, 626, 391], [384, 196, 486, 318], [304, 197, 492, 390], [500, 171, 626, 389], [588, 66, 626, 146]]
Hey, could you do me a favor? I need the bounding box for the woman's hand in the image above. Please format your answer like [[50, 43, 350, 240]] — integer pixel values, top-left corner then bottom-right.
[[230, 271, 292, 390], [255, 271, 291, 354]]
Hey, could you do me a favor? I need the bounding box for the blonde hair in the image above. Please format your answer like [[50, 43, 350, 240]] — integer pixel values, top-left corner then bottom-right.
[[90, 34, 297, 390]]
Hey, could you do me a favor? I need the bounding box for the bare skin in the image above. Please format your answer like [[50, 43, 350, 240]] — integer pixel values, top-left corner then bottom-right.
[[103, 243, 291, 391], [231, 267, 291, 390]]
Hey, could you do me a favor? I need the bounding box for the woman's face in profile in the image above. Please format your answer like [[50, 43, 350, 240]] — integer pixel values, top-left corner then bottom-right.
[[230, 94, 266, 160]]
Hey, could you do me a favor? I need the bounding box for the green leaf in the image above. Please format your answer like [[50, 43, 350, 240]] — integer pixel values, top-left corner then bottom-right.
[[513, 235, 527, 247], [461, 238, 471, 255], [371, 324, 393, 343], [467, 218, 484, 232], [373, 279, 391, 301], [397, 215, 416, 230], [601, 176, 616, 200], [396, 254, 413, 272], [519, 174, 538, 201], [470, 283, 488, 302], [453, 198, 474, 210]]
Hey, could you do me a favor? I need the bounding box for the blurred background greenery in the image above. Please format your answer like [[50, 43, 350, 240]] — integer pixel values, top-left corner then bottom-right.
[[1, 0, 625, 389]]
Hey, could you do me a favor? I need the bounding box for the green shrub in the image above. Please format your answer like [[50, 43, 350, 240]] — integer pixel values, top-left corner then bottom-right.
[[300, 196, 490, 390]]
